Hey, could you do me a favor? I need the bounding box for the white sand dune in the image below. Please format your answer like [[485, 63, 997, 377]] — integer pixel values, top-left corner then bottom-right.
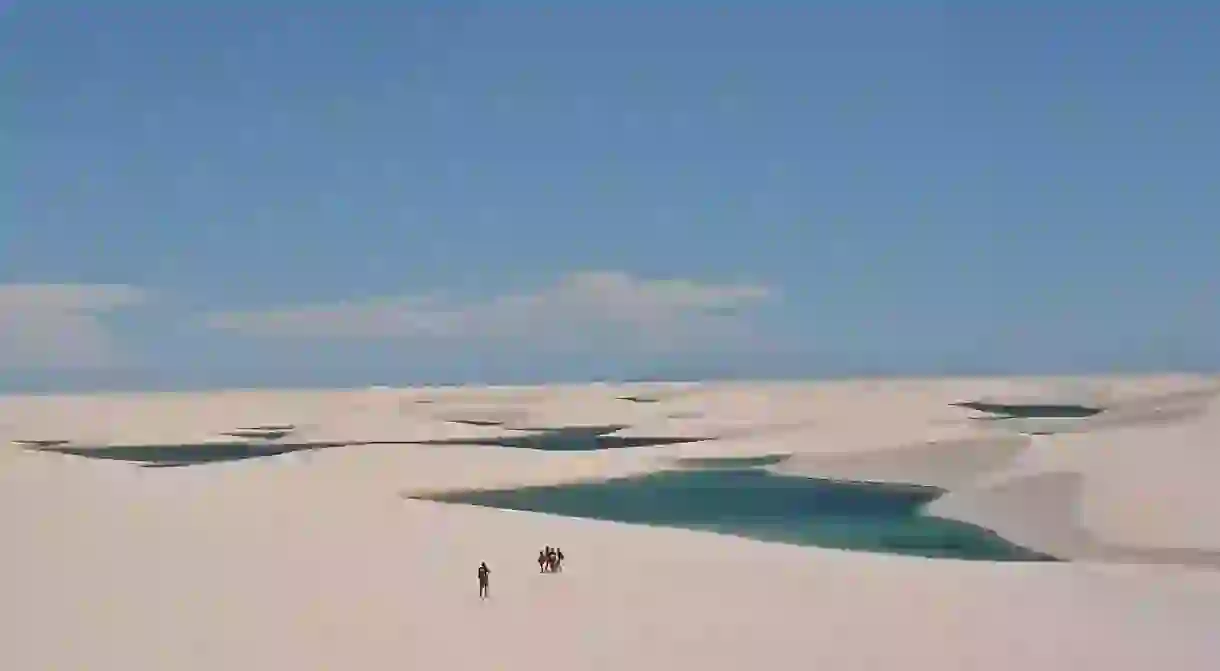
[[3, 375, 1220, 670], [766, 434, 1033, 489], [936, 402, 1220, 558]]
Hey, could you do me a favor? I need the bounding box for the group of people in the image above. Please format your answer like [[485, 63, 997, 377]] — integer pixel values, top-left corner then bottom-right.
[[537, 546, 564, 573], [475, 546, 567, 600]]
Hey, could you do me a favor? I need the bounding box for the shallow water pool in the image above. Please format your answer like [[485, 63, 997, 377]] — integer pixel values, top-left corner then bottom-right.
[[410, 463, 1059, 562]]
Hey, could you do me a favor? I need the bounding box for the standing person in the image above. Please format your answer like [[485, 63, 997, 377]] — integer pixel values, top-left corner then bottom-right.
[[538, 549, 548, 573], [546, 547, 557, 573], [555, 547, 565, 573], [477, 562, 491, 599]]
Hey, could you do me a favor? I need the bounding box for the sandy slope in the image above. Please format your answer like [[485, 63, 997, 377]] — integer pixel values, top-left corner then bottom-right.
[[2, 375, 1219, 670]]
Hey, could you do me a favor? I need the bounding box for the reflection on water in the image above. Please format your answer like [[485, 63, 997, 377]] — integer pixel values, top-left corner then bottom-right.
[[409, 463, 1059, 562]]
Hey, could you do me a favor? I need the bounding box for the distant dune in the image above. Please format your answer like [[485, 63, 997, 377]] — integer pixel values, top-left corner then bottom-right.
[[3, 374, 1219, 670]]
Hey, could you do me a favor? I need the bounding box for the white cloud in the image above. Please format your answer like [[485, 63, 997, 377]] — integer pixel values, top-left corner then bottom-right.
[[204, 271, 775, 354], [0, 284, 148, 369]]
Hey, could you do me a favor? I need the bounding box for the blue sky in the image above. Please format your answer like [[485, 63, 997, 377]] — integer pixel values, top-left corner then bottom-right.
[[3, 2, 1218, 390]]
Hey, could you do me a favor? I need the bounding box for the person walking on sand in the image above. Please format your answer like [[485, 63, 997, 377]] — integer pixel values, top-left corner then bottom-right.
[[555, 547, 565, 573], [538, 549, 548, 573], [477, 562, 491, 599]]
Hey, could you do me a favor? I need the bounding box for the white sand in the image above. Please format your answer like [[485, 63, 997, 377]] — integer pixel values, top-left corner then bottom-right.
[[3, 375, 1220, 670]]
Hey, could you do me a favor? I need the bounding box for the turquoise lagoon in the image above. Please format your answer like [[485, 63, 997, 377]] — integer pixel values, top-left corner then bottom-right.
[[410, 458, 1059, 562]]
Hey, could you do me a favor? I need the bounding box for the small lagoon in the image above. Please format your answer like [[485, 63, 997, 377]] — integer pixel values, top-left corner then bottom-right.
[[410, 458, 1059, 562]]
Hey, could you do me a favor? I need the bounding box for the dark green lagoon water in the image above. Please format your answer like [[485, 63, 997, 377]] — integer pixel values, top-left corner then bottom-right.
[[410, 462, 1059, 562]]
